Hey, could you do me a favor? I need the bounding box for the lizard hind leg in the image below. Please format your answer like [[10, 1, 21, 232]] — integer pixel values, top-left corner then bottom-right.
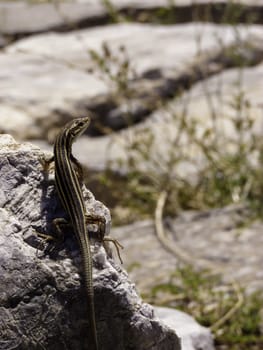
[[103, 236, 124, 264], [85, 214, 106, 238], [36, 218, 70, 254], [51, 217, 71, 244], [39, 154, 55, 172], [85, 214, 124, 264]]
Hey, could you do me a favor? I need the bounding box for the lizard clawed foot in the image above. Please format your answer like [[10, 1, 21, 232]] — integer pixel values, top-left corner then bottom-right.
[[85, 214, 124, 263], [35, 230, 58, 256], [36, 231, 57, 242], [103, 236, 124, 264], [35, 217, 69, 255], [39, 154, 54, 172]]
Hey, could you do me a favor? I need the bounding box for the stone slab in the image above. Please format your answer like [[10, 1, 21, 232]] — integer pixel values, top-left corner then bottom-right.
[[155, 307, 215, 350], [1, 0, 263, 35], [111, 206, 263, 294], [96, 60, 263, 176], [0, 0, 106, 34], [1, 23, 263, 141], [171, 61, 263, 132], [38, 60, 263, 174], [0, 134, 181, 350]]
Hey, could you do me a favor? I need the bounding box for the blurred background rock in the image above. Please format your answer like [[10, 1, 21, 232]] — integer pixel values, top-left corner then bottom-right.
[[1, 1, 263, 349]]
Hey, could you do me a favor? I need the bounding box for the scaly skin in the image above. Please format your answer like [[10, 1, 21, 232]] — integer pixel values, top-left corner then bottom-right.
[[53, 116, 99, 350]]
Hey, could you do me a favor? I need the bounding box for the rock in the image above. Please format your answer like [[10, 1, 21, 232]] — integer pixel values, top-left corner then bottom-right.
[[0, 34, 7, 48], [111, 206, 263, 294], [84, 43, 263, 174], [170, 61, 263, 138], [9, 23, 263, 77], [0, 0, 107, 35], [111, 220, 179, 292], [0, 0, 262, 36], [30, 34, 263, 173], [155, 307, 215, 350], [0, 49, 108, 140], [1, 23, 263, 140], [0, 134, 180, 350]]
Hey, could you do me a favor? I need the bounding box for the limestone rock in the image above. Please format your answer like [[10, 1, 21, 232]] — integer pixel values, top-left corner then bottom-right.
[[155, 307, 215, 350], [0, 0, 262, 36], [1, 23, 263, 140], [0, 134, 180, 350], [0, 0, 107, 35], [169, 61, 263, 138], [111, 206, 263, 294]]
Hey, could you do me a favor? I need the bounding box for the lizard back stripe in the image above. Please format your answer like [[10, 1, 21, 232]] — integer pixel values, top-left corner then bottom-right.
[[53, 118, 98, 349]]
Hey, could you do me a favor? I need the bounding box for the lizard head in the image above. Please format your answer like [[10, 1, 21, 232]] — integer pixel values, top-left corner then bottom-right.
[[66, 116, 91, 139]]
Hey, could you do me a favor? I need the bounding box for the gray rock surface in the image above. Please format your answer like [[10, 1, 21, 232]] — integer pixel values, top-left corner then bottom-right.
[[0, 3, 262, 348], [0, 0, 262, 35], [0, 0, 107, 35], [169, 61, 263, 136], [0, 134, 180, 350], [2, 23, 263, 140], [111, 206, 263, 294], [155, 307, 215, 350]]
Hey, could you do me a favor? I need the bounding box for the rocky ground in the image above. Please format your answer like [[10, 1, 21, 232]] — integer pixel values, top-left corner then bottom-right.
[[1, 0, 263, 348], [112, 205, 263, 294]]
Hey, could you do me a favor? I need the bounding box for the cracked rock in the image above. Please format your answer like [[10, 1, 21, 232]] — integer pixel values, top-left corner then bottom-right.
[[0, 134, 180, 350]]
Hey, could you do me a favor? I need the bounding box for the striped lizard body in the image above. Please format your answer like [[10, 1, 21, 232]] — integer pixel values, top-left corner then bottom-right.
[[53, 116, 99, 349]]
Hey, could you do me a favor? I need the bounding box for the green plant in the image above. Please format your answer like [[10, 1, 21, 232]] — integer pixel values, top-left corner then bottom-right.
[[88, 24, 263, 222], [79, 4, 263, 350], [79, 5, 263, 349], [89, 42, 135, 99], [102, 79, 263, 223], [144, 265, 263, 350], [101, 0, 126, 23]]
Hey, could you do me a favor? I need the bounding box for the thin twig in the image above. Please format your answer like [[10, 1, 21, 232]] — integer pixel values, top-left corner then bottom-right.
[[210, 280, 244, 332], [155, 190, 216, 268], [154, 190, 244, 331]]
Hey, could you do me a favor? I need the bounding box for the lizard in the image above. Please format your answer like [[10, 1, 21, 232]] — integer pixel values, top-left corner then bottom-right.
[[43, 116, 101, 349]]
